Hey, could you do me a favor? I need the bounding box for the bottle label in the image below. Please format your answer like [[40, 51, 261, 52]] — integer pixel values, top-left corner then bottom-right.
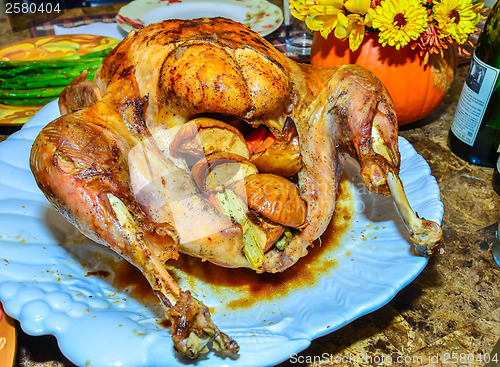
[[451, 52, 500, 146]]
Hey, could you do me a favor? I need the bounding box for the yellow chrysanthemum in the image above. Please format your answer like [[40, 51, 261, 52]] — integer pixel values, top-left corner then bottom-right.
[[433, 0, 479, 44], [372, 0, 428, 50]]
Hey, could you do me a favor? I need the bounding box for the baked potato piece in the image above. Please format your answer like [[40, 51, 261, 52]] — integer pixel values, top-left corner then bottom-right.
[[191, 152, 258, 192], [170, 117, 250, 159], [250, 118, 302, 177]]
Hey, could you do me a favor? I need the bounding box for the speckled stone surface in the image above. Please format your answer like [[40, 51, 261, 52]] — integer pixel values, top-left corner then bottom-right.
[[0, 13, 499, 367]]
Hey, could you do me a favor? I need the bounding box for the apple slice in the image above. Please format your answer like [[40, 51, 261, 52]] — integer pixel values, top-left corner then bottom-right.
[[191, 152, 258, 193], [170, 117, 250, 160]]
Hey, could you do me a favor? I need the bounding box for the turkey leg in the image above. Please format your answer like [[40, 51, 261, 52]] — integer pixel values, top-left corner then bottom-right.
[[107, 193, 239, 357]]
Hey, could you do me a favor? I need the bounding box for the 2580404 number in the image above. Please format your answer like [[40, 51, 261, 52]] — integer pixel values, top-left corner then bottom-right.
[[6, 2, 61, 14], [442, 352, 499, 364]]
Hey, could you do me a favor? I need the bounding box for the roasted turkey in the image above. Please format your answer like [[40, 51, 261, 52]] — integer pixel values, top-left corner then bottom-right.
[[30, 17, 443, 359]]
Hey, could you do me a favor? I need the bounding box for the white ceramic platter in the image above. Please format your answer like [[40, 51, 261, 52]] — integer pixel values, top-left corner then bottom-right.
[[0, 101, 443, 366], [116, 0, 283, 37]]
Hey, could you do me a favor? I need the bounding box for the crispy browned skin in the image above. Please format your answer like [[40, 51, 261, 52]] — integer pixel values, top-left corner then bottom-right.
[[59, 70, 102, 115], [31, 17, 443, 358]]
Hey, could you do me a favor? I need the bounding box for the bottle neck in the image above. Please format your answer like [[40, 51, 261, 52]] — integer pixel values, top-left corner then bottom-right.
[[475, 1, 500, 65]]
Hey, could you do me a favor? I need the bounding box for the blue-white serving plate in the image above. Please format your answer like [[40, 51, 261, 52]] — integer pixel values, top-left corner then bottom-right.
[[0, 101, 443, 366]]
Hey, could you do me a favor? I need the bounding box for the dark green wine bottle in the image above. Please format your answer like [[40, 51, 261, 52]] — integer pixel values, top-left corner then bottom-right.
[[448, 1, 500, 167], [494, 156, 500, 194]]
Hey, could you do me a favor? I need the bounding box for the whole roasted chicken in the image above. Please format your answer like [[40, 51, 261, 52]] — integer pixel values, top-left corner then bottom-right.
[[30, 18, 443, 359]]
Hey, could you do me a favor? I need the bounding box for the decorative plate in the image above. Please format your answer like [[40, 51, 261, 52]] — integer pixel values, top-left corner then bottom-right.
[[0, 35, 119, 125], [0, 101, 443, 366], [0, 303, 16, 367], [117, 0, 283, 37]]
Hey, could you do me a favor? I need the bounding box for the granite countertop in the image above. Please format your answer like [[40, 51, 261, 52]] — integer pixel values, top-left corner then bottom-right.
[[0, 7, 499, 367]]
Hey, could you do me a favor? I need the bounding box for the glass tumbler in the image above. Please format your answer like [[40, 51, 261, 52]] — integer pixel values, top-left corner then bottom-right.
[[283, 0, 314, 55]]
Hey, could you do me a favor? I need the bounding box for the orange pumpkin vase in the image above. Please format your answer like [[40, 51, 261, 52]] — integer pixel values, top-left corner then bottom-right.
[[310, 32, 456, 125]]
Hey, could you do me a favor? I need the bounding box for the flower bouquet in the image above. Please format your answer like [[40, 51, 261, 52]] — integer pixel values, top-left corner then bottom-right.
[[290, 0, 487, 124], [289, 0, 485, 64]]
